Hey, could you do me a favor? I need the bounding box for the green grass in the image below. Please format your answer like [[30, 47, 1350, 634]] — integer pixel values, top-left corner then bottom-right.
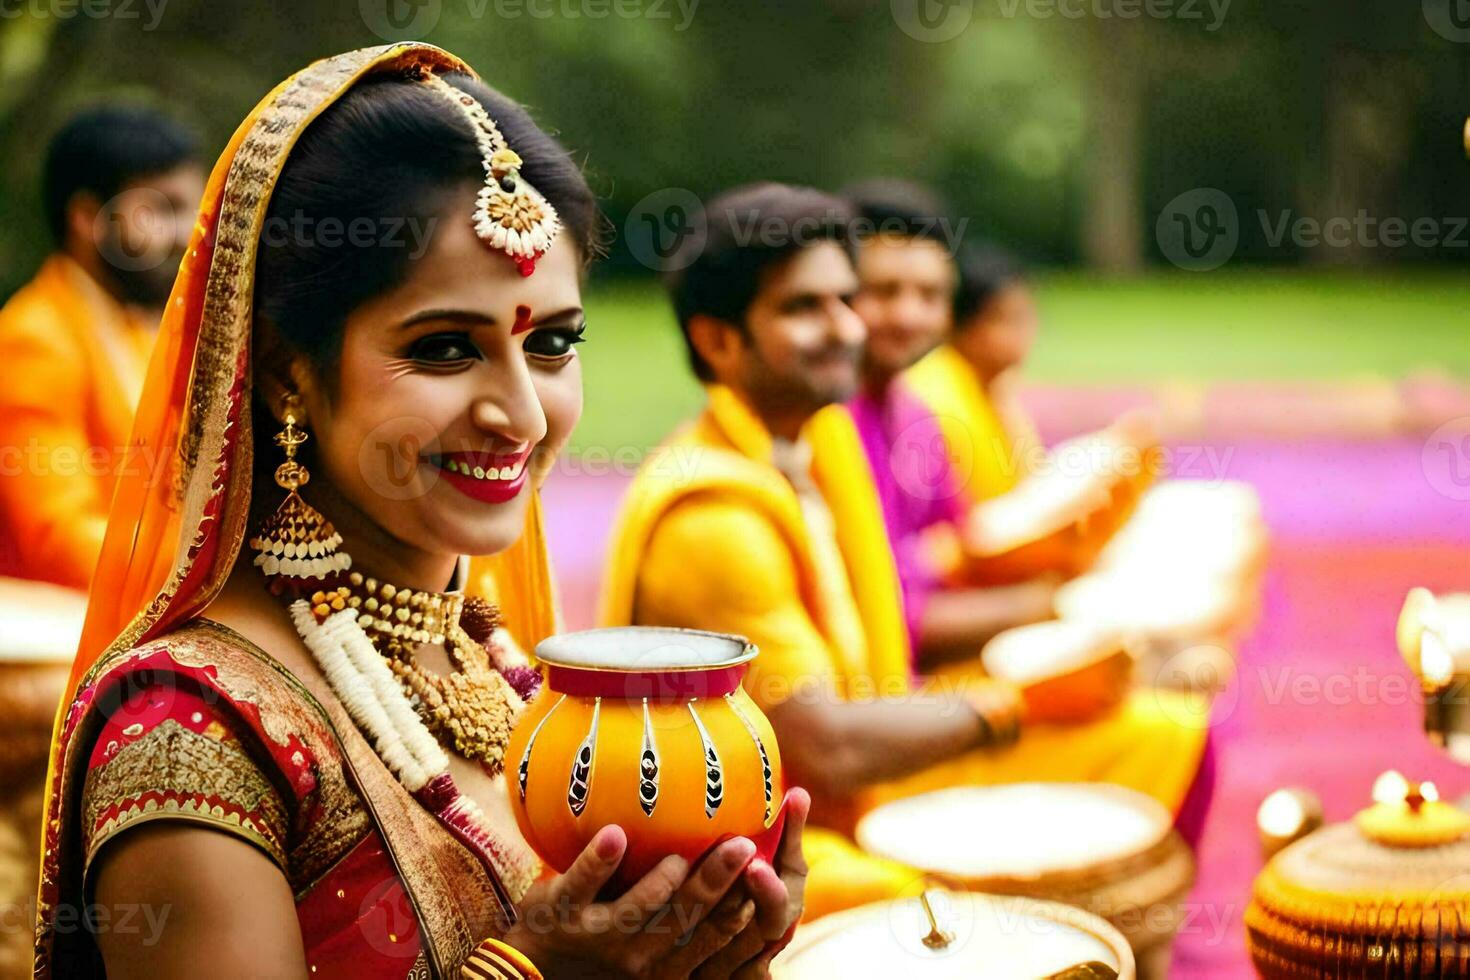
[[573, 270, 1470, 453]]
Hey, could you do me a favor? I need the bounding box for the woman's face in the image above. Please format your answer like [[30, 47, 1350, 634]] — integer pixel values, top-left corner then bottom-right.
[[298, 210, 585, 565]]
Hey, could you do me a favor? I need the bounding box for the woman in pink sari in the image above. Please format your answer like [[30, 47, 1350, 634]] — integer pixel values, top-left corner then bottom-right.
[[36, 44, 806, 979]]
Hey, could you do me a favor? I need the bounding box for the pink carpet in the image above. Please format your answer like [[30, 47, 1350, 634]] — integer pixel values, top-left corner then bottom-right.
[[538, 436, 1469, 978]]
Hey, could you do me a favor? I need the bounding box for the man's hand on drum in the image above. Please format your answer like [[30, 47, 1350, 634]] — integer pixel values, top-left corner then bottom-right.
[[505, 790, 810, 979], [966, 679, 1024, 748]]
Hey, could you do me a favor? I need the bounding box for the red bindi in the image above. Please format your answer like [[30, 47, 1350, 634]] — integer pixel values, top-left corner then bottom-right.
[[512, 304, 534, 335]]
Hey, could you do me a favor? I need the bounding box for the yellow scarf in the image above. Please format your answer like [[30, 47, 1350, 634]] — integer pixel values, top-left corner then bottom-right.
[[467, 494, 561, 656], [905, 344, 1022, 502], [599, 384, 911, 693]]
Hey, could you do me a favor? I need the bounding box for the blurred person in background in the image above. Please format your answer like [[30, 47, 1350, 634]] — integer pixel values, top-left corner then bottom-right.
[[600, 181, 1212, 921], [832, 179, 1212, 842], [601, 182, 1024, 919], [906, 243, 1046, 506], [841, 181, 1057, 665], [0, 105, 202, 589]]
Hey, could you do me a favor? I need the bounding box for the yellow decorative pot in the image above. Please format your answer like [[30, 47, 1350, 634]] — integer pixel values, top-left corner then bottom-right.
[[506, 627, 785, 888]]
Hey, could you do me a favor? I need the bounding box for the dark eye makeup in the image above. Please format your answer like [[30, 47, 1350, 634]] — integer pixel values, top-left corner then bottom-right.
[[403, 323, 587, 367], [523, 323, 588, 361], [406, 332, 480, 364]]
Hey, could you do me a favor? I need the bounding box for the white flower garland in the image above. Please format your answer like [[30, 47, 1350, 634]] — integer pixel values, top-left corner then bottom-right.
[[289, 600, 527, 894]]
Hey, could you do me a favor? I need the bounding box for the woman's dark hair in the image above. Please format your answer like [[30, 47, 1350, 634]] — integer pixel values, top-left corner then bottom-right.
[[954, 244, 1025, 329], [666, 182, 855, 382], [44, 105, 199, 246], [254, 71, 604, 370]]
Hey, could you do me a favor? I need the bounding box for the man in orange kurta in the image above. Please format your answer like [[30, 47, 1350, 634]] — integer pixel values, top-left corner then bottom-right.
[[0, 107, 202, 589]]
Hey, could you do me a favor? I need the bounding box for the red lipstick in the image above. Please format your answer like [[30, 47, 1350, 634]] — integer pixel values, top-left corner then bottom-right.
[[431, 449, 532, 504]]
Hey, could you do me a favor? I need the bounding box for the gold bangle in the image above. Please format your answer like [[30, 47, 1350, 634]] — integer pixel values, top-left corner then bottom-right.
[[462, 937, 544, 980]]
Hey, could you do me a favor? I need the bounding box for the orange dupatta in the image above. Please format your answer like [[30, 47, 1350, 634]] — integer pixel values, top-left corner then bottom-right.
[[68, 42, 558, 695], [39, 44, 563, 973]]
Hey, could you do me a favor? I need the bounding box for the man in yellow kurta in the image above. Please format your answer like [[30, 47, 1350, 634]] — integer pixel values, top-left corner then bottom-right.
[[0, 107, 202, 589], [600, 184, 1209, 920]]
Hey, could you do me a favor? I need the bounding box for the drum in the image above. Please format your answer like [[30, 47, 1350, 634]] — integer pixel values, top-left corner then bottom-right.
[[0, 577, 85, 979], [855, 784, 1195, 964], [0, 577, 83, 786], [1094, 480, 1268, 589], [1053, 570, 1255, 649], [981, 621, 1133, 724], [507, 627, 785, 890], [773, 890, 1136, 980], [1247, 788, 1470, 978], [960, 464, 1117, 585], [1056, 417, 1163, 562]]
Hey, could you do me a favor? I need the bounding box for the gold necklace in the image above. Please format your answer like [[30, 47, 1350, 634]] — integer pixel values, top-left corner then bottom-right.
[[308, 572, 524, 773]]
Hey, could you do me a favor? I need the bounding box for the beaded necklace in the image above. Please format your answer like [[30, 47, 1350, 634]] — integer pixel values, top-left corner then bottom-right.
[[302, 571, 539, 775]]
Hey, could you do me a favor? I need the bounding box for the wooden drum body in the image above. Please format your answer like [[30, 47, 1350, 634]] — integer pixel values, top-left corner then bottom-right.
[[982, 621, 1133, 725]]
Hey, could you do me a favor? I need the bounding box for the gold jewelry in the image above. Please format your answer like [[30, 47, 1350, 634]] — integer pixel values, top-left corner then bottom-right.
[[417, 69, 561, 278], [307, 572, 535, 773], [249, 403, 351, 595], [462, 937, 543, 980]]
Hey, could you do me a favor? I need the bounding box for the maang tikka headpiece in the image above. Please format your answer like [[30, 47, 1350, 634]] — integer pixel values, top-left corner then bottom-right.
[[418, 69, 562, 277]]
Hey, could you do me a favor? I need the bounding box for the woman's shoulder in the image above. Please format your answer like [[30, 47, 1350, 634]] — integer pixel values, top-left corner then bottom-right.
[[85, 617, 338, 769], [76, 617, 372, 889]]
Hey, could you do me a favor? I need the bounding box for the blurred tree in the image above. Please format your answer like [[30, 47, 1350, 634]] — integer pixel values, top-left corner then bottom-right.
[[0, 0, 1467, 297]]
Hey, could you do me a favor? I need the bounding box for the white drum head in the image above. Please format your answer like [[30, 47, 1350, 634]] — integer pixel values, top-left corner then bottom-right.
[[857, 784, 1170, 879], [773, 891, 1131, 979]]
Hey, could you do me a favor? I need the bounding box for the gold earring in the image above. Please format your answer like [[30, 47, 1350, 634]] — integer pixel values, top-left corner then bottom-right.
[[249, 399, 351, 595]]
